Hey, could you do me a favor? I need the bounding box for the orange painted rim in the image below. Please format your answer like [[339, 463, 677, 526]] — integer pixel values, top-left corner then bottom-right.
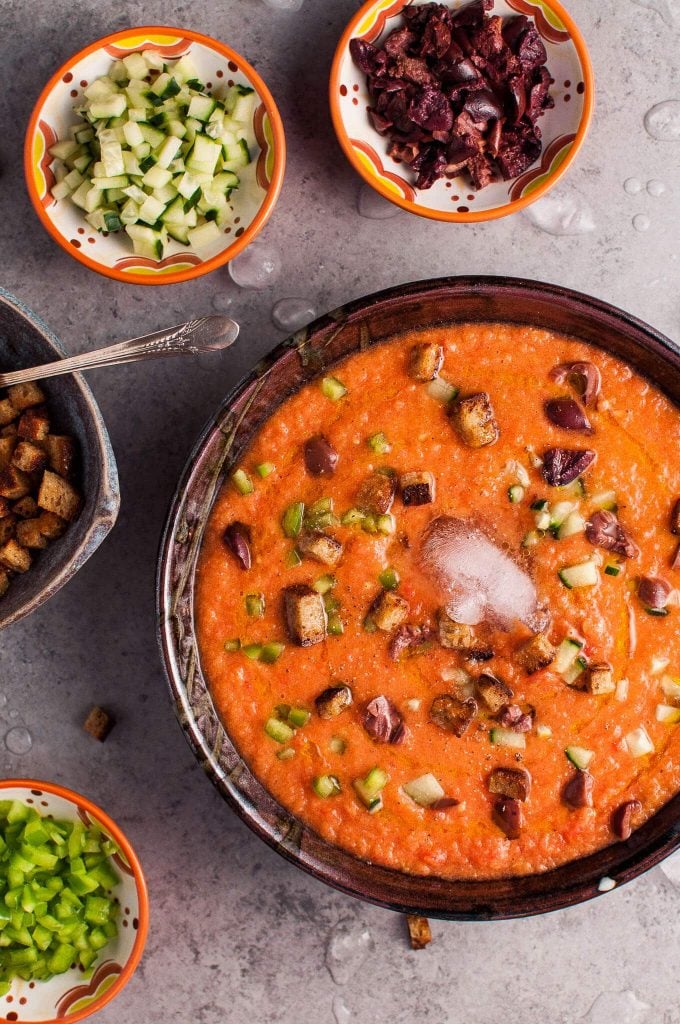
[[0, 778, 149, 1024], [329, 0, 595, 223], [24, 26, 286, 286]]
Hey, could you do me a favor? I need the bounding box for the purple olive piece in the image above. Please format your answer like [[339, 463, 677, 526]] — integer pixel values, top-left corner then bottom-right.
[[389, 623, 434, 661], [544, 398, 593, 434], [493, 797, 523, 839], [611, 799, 642, 840], [362, 695, 405, 744], [637, 576, 673, 610], [541, 448, 597, 487], [448, 57, 479, 83], [464, 89, 503, 123], [499, 704, 534, 732], [509, 77, 527, 122], [670, 498, 680, 535], [563, 770, 594, 809], [303, 434, 339, 477], [550, 362, 602, 407], [586, 510, 640, 560], [223, 521, 251, 571]]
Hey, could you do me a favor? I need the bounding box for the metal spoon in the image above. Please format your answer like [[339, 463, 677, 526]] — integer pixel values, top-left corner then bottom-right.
[[0, 315, 239, 387]]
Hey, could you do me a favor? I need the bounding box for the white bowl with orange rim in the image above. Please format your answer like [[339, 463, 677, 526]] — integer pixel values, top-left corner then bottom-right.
[[25, 27, 286, 285]]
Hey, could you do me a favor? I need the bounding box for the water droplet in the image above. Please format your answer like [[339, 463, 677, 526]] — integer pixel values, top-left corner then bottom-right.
[[332, 996, 351, 1024], [624, 177, 643, 195], [632, 214, 650, 232], [272, 297, 317, 333], [261, 0, 304, 9], [9, 709, 18, 719], [357, 183, 401, 220], [229, 239, 281, 290], [631, 0, 675, 26], [523, 190, 595, 235], [0, 693, 7, 709], [5, 727, 33, 755], [583, 991, 650, 1024], [325, 918, 374, 985], [658, 848, 680, 886], [644, 100, 680, 141], [647, 178, 667, 196], [211, 292, 233, 312]]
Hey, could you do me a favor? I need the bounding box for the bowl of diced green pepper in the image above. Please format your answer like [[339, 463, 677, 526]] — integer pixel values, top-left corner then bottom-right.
[[0, 779, 147, 1023]]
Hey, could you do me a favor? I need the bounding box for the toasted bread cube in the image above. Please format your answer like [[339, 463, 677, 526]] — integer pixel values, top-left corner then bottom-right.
[[0, 466, 31, 500], [438, 611, 475, 650], [283, 584, 327, 647], [0, 497, 11, 519], [584, 662, 616, 695], [7, 381, 46, 412], [12, 496, 38, 519], [1, 424, 16, 438], [17, 407, 50, 443], [11, 441, 47, 474], [37, 511, 68, 539], [84, 706, 115, 742], [400, 471, 435, 506], [476, 672, 514, 713], [0, 436, 16, 470], [43, 435, 76, 478], [15, 519, 48, 550], [430, 693, 478, 736], [0, 569, 10, 598], [0, 516, 16, 545], [406, 915, 432, 950], [371, 590, 409, 632], [408, 342, 444, 382], [0, 399, 17, 427], [0, 539, 31, 573], [356, 472, 396, 515], [449, 392, 499, 448], [298, 530, 343, 568], [516, 632, 556, 674], [37, 470, 81, 522], [489, 766, 532, 802]]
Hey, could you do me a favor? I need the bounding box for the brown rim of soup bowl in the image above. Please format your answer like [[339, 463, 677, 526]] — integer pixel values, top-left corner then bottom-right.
[[157, 276, 680, 920]]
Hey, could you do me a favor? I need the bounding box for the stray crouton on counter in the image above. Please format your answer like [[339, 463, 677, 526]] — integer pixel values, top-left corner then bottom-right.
[[83, 706, 115, 742], [0, 379, 81, 600], [406, 915, 432, 950]]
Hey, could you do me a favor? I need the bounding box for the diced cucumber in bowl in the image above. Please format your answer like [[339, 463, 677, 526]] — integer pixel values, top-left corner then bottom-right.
[[47, 48, 258, 259]]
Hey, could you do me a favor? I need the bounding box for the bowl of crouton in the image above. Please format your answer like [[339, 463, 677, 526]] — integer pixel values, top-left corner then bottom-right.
[[0, 289, 119, 629]]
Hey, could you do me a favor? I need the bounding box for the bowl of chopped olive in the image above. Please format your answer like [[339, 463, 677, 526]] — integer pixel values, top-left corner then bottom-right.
[[0, 778, 148, 1022], [0, 290, 119, 630]]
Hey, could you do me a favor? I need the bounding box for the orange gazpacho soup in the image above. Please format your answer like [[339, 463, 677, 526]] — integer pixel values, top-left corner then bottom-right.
[[196, 322, 680, 879]]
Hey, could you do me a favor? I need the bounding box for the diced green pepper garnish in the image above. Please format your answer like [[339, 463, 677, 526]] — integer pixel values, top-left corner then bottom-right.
[[260, 642, 285, 663], [223, 638, 241, 653], [287, 707, 311, 728], [245, 593, 265, 618], [379, 567, 400, 591], [367, 432, 391, 454], [313, 775, 341, 798], [313, 574, 336, 595], [242, 643, 263, 660], [256, 462, 276, 478], [320, 376, 347, 401], [327, 614, 344, 636], [264, 717, 295, 744], [232, 468, 254, 495], [282, 501, 305, 538]]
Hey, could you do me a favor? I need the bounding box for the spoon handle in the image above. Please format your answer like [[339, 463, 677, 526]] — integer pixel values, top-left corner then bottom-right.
[[0, 315, 240, 387]]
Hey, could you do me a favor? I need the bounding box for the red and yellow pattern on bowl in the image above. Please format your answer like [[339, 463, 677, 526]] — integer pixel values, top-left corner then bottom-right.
[[330, 0, 593, 222], [25, 27, 286, 286]]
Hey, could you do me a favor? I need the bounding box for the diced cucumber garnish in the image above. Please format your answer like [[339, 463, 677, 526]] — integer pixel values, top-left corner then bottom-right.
[[48, 49, 252, 256], [402, 773, 445, 807], [558, 561, 600, 589], [565, 745, 594, 770], [554, 636, 584, 674], [489, 727, 526, 750], [623, 726, 654, 757]]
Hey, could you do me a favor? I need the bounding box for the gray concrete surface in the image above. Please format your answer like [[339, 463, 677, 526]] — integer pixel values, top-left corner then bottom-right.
[[0, 1, 679, 1021]]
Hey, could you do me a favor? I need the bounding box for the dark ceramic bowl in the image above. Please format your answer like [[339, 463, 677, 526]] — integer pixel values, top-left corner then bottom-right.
[[157, 277, 680, 920], [0, 289, 119, 629]]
